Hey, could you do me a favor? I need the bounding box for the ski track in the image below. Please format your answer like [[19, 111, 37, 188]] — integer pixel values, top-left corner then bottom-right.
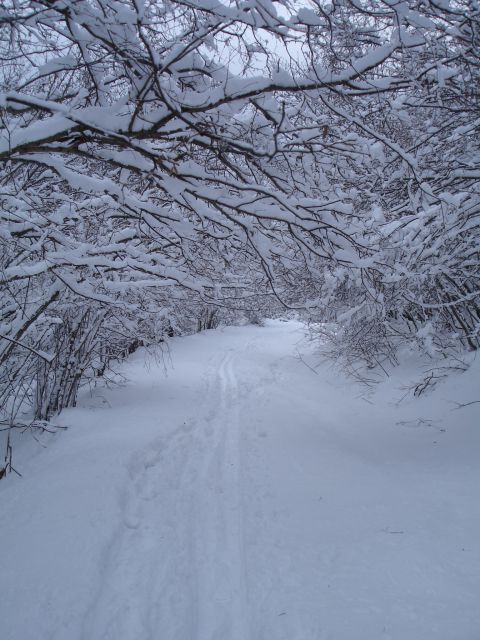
[[82, 344, 252, 640], [3, 322, 479, 640]]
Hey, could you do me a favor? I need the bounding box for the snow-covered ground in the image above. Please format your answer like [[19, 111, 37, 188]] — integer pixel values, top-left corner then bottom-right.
[[1, 320, 479, 640]]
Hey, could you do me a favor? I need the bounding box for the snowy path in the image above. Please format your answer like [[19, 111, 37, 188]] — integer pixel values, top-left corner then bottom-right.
[[1, 321, 480, 640], [83, 346, 252, 640]]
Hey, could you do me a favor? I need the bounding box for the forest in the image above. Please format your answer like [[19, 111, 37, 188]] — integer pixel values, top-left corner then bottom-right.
[[1, 2, 480, 639], [1, 1, 478, 463]]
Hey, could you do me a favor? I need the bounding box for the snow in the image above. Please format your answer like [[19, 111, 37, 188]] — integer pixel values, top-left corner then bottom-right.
[[1, 320, 479, 640]]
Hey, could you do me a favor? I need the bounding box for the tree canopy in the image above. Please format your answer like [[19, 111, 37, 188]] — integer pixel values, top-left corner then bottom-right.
[[1, 0, 479, 434]]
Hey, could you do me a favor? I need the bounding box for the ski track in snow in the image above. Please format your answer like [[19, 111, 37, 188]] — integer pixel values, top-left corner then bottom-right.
[[193, 350, 249, 640], [82, 344, 252, 640], [2, 321, 480, 640]]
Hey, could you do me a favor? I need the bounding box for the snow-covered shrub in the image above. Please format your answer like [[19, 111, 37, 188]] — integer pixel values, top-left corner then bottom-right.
[[1, 0, 479, 473], [245, 311, 265, 327]]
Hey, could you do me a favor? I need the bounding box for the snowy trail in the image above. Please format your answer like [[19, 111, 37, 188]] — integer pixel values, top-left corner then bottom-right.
[[83, 342, 253, 640], [193, 349, 249, 640], [1, 321, 480, 640]]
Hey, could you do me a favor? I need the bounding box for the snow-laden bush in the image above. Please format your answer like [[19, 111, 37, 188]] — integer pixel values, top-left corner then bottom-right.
[[1, 0, 479, 474]]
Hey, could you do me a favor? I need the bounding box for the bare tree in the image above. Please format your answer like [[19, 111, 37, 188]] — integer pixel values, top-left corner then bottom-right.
[[1, 0, 479, 471]]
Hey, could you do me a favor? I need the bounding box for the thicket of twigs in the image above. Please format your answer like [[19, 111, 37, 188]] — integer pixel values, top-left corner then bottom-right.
[[1, 0, 478, 474]]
